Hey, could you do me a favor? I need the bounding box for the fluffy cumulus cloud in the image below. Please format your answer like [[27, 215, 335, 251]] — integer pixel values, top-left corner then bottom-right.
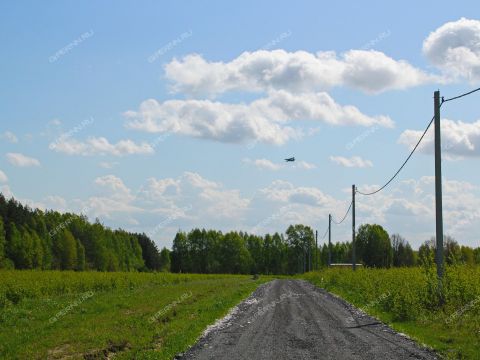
[[5, 171, 480, 247], [243, 158, 283, 171], [398, 118, 480, 159], [95, 175, 135, 202], [6, 153, 41, 167], [49, 136, 154, 156], [247, 179, 351, 235], [423, 18, 480, 82], [165, 49, 434, 96], [355, 176, 480, 247], [259, 180, 334, 206], [295, 161, 316, 170], [0, 170, 8, 183], [330, 155, 373, 168], [54, 172, 252, 245], [124, 90, 392, 145]]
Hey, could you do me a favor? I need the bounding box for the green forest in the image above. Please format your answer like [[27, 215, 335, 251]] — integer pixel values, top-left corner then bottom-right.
[[0, 194, 170, 272], [1, 193, 480, 274], [170, 223, 480, 274]]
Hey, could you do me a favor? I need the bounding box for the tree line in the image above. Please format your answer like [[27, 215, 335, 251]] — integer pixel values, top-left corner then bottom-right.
[[171, 223, 480, 274], [2, 192, 479, 273], [0, 194, 170, 271]]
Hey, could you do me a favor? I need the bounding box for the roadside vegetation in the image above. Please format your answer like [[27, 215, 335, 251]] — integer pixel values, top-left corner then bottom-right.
[[303, 265, 480, 359], [0, 271, 269, 359]]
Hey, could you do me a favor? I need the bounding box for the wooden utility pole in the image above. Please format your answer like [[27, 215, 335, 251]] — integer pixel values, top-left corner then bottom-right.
[[315, 230, 318, 270], [352, 185, 356, 271], [309, 235, 312, 272], [434, 90, 444, 292], [328, 214, 332, 267]]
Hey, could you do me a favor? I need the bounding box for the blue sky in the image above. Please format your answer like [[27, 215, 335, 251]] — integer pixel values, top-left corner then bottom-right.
[[1, 1, 480, 249]]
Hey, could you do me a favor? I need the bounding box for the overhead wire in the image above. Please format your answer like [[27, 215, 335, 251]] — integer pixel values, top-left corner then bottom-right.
[[356, 86, 480, 196], [442, 87, 480, 103], [331, 201, 352, 225]]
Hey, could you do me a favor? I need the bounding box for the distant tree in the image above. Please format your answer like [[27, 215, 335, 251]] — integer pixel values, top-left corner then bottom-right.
[[460, 246, 475, 266], [30, 229, 44, 269], [171, 231, 189, 273], [218, 232, 252, 274], [246, 234, 264, 274], [270, 232, 287, 274], [76, 239, 86, 271], [356, 224, 392, 268], [6, 223, 31, 269], [136, 233, 162, 271], [285, 224, 315, 273], [420, 236, 463, 266], [418, 238, 435, 266], [54, 229, 78, 270], [444, 236, 462, 265], [391, 234, 415, 267], [474, 247, 480, 265], [159, 247, 171, 272], [0, 217, 5, 262]]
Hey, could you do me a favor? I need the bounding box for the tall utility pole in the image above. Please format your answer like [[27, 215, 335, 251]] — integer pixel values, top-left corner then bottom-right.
[[352, 185, 356, 271], [328, 214, 332, 267], [309, 235, 312, 272], [315, 230, 318, 270], [434, 91, 444, 287]]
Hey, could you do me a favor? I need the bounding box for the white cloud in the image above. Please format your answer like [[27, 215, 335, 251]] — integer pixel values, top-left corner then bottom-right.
[[295, 160, 316, 170], [95, 175, 135, 202], [125, 90, 392, 145], [44, 195, 68, 212], [398, 118, 480, 159], [137, 171, 248, 221], [243, 158, 283, 171], [49, 136, 154, 156], [330, 155, 373, 168], [6, 153, 41, 167], [0, 170, 7, 183], [4, 169, 480, 248], [1, 131, 18, 143], [0, 184, 13, 199], [355, 176, 480, 247], [165, 49, 434, 96], [260, 180, 334, 206], [423, 18, 480, 82]]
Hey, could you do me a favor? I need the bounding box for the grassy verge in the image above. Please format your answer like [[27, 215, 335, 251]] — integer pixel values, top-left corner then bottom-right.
[[0, 271, 271, 359], [301, 266, 480, 359]]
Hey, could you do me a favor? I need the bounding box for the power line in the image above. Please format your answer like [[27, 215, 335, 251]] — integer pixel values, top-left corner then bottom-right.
[[319, 225, 329, 240], [356, 114, 435, 196], [356, 86, 480, 197], [443, 86, 480, 103], [332, 201, 352, 224]]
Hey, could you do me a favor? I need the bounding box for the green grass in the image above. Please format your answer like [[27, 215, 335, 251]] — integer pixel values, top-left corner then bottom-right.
[[0, 271, 271, 359], [302, 266, 480, 359]]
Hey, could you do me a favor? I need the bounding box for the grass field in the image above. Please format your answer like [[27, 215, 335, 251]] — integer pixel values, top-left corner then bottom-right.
[[302, 265, 480, 359], [3, 267, 479, 359], [0, 271, 270, 359]]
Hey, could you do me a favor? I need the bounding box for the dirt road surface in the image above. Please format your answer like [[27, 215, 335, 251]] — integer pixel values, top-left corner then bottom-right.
[[180, 279, 437, 360]]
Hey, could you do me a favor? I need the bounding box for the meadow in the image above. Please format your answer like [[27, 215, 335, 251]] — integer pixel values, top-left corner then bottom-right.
[[302, 265, 480, 359], [0, 271, 269, 359]]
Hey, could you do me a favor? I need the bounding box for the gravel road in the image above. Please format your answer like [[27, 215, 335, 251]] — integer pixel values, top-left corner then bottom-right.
[[180, 279, 438, 360]]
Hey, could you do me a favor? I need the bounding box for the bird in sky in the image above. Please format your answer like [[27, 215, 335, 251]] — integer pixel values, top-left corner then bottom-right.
[[285, 157, 295, 162]]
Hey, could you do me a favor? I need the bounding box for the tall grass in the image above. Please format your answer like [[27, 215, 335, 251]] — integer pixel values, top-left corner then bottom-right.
[[302, 265, 480, 321], [0, 270, 244, 307]]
